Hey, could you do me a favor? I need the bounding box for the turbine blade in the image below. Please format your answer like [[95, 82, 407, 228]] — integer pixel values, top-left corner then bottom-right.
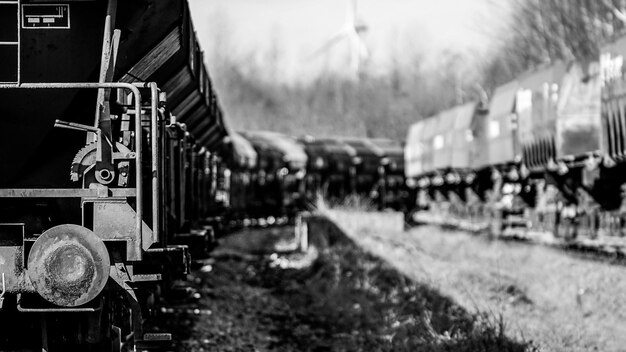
[[308, 30, 350, 59]]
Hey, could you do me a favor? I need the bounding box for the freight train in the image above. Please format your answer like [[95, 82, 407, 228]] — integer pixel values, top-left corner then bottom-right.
[[0, 0, 229, 350], [404, 34, 626, 244], [223, 132, 408, 227], [0, 2, 406, 344]]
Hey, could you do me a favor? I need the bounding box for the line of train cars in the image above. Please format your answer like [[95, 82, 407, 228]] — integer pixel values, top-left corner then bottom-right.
[[404, 34, 626, 242], [0, 0, 407, 346], [20, 0, 626, 350], [223, 132, 408, 228], [0, 0, 237, 350]]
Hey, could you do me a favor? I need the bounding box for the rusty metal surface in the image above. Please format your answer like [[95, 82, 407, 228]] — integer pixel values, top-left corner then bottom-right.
[[0, 246, 32, 293], [27, 224, 110, 307]]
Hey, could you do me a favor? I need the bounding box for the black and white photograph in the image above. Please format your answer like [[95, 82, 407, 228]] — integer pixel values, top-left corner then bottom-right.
[[0, 0, 625, 351]]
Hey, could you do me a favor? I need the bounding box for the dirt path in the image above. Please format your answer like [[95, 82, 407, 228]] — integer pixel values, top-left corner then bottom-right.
[[335, 218, 626, 352]]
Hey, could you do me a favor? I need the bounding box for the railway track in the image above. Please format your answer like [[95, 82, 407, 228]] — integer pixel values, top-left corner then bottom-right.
[[412, 211, 626, 265]]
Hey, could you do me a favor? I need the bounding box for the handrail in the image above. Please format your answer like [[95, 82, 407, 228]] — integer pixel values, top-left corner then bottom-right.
[[145, 82, 160, 246]]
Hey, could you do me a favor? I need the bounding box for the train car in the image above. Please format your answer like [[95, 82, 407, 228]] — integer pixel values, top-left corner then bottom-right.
[[223, 132, 258, 227], [471, 80, 527, 233], [368, 138, 407, 211], [341, 138, 385, 205], [298, 135, 330, 205], [240, 131, 308, 223], [0, 0, 229, 350], [538, 37, 626, 240], [300, 137, 358, 203], [514, 62, 569, 236], [405, 101, 488, 225], [546, 60, 603, 239], [404, 51, 626, 243]]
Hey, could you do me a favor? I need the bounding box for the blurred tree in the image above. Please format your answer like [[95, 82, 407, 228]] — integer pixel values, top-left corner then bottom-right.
[[483, 0, 626, 89]]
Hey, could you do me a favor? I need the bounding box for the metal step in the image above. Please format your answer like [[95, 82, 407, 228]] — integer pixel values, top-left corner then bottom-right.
[[142, 333, 172, 341]]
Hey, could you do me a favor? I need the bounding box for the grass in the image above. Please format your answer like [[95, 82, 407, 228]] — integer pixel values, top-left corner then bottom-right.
[[328, 209, 626, 352], [154, 202, 538, 351], [314, 193, 379, 212], [256, 218, 535, 352]]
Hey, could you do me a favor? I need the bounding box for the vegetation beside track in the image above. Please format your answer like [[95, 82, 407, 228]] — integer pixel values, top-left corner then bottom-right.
[[329, 210, 626, 352], [153, 219, 534, 351]]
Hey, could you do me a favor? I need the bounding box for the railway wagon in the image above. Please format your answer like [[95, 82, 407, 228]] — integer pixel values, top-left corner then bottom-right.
[[490, 62, 567, 235], [0, 0, 229, 350], [367, 138, 408, 211], [540, 60, 603, 239], [591, 36, 626, 238], [300, 137, 358, 203], [405, 101, 488, 224], [404, 36, 626, 243], [223, 132, 258, 227], [341, 138, 386, 204], [299, 135, 331, 205], [239, 131, 308, 224], [528, 37, 626, 240]]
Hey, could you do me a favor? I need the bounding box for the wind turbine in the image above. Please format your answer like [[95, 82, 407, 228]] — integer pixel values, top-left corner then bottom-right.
[[311, 0, 369, 78]]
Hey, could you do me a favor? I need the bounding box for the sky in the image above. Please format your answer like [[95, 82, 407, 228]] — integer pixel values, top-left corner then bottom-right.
[[188, 0, 513, 81]]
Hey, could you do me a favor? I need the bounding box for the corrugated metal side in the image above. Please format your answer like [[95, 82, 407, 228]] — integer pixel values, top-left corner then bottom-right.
[[516, 62, 567, 169], [556, 61, 602, 159], [599, 35, 626, 159]]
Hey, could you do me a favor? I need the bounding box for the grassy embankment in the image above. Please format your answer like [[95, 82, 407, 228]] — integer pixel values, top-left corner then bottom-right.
[[326, 207, 626, 352]]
